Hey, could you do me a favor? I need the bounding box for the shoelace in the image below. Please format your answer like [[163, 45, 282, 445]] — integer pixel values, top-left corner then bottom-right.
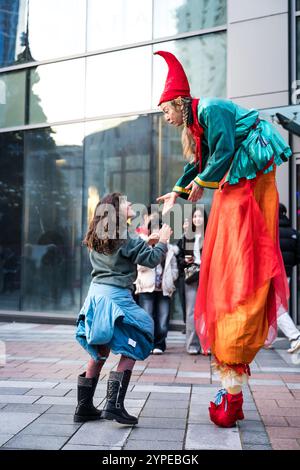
[[214, 388, 228, 411]]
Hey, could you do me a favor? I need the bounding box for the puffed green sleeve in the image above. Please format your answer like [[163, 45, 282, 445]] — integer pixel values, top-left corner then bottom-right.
[[172, 162, 199, 200], [193, 105, 235, 189]]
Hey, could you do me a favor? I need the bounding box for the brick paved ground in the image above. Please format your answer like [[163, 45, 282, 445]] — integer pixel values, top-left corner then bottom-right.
[[0, 322, 299, 450]]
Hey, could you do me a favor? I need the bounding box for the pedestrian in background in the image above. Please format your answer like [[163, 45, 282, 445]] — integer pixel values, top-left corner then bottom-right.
[[277, 203, 300, 353], [74, 192, 171, 425], [135, 218, 179, 354], [177, 206, 207, 354]]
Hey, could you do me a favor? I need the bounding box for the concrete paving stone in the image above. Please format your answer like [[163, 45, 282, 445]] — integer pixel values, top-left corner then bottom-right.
[[0, 380, 58, 388], [137, 417, 186, 429], [177, 372, 210, 378], [270, 438, 300, 450], [243, 444, 273, 450], [145, 400, 188, 409], [141, 407, 188, 419], [133, 385, 190, 394], [285, 416, 300, 426], [46, 405, 78, 414], [34, 396, 81, 405], [20, 423, 80, 436], [241, 431, 270, 445], [3, 434, 68, 450], [0, 388, 30, 395], [124, 399, 146, 408], [185, 424, 242, 450], [0, 395, 39, 404], [124, 440, 182, 450], [0, 412, 40, 434], [248, 379, 284, 386], [0, 434, 14, 446], [126, 392, 150, 400], [286, 383, 300, 390], [64, 389, 106, 398], [129, 427, 185, 442], [0, 403, 6, 409], [267, 426, 300, 439], [243, 410, 261, 421], [28, 358, 61, 363], [188, 416, 212, 425], [262, 367, 300, 373], [148, 392, 190, 401], [26, 388, 71, 397], [62, 445, 122, 450], [242, 402, 258, 411], [35, 413, 81, 425], [53, 382, 78, 390], [2, 404, 51, 413], [144, 368, 177, 375], [238, 420, 266, 433], [68, 420, 132, 447]]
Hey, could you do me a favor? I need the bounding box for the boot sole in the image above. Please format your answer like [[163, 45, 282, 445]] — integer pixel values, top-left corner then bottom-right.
[[74, 414, 102, 423], [102, 411, 138, 426]]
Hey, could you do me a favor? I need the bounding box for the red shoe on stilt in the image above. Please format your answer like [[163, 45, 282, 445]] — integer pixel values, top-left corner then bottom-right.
[[209, 389, 244, 428]]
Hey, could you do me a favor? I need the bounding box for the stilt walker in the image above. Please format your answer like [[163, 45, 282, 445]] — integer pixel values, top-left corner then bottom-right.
[[155, 51, 291, 427]]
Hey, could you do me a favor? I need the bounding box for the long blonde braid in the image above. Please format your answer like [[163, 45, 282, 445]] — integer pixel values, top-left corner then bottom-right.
[[171, 97, 195, 161]]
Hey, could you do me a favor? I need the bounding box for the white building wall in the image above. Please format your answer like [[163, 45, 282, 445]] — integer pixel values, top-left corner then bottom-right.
[[227, 0, 290, 210]]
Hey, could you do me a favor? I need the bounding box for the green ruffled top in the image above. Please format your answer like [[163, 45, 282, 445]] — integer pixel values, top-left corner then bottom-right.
[[173, 97, 292, 197]]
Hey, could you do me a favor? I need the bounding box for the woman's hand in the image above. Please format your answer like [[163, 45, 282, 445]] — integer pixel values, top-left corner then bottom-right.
[[147, 233, 160, 246], [159, 224, 173, 244], [185, 181, 204, 202], [156, 192, 179, 215]]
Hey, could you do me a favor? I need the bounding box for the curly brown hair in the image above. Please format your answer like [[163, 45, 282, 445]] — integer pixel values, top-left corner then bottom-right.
[[83, 192, 126, 254]]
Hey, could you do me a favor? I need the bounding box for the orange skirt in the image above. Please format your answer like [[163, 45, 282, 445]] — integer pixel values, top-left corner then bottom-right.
[[195, 169, 289, 365]]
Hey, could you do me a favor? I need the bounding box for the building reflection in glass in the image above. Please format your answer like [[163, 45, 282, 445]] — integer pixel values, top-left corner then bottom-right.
[[86, 46, 152, 118], [29, 59, 85, 125], [153, 0, 227, 38], [0, 0, 27, 67], [0, 130, 23, 310], [87, 0, 152, 51], [152, 33, 226, 108], [22, 123, 83, 313]]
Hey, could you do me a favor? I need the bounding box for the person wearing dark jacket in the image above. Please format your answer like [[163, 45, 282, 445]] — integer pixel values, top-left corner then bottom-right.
[[277, 203, 300, 353], [177, 207, 208, 354]]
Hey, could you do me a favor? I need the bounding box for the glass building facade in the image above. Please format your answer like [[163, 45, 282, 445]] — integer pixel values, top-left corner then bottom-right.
[[0, 0, 227, 321]]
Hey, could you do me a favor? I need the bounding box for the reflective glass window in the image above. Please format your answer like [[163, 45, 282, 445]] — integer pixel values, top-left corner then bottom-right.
[[29, 58, 85, 124], [153, 0, 227, 38], [152, 33, 227, 107], [297, 163, 300, 322], [81, 115, 154, 296], [297, 17, 300, 80], [86, 47, 152, 117], [297, 0, 300, 12], [0, 131, 23, 310], [0, 70, 26, 128], [27, 0, 86, 62], [22, 124, 83, 313], [0, 0, 28, 67], [87, 0, 152, 51]]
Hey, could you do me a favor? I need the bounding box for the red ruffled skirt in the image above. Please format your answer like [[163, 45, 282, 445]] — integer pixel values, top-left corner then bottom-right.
[[195, 169, 289, 365]]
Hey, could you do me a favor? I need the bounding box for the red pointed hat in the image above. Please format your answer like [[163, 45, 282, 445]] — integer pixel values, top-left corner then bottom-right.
[[155, 51, 191, 106]]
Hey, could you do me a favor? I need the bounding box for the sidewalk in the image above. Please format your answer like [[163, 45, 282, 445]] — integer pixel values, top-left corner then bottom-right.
[[0, 321, 299, 450]]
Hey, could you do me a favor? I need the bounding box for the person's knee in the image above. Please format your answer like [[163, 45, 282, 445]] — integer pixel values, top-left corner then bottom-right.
[[97, 345, 110, 361]]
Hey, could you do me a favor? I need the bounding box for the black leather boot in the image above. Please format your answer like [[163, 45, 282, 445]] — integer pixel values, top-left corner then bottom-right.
[[101, 370, 138, 425], [73, 372, 102, 423]]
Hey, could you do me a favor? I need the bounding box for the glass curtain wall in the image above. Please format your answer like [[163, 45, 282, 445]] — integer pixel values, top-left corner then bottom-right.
[[0, 0, 227, 317]]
